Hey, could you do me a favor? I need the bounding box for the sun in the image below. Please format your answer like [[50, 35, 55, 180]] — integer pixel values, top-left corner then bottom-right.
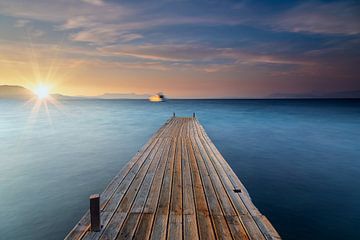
[[34, 85, 49, 100]]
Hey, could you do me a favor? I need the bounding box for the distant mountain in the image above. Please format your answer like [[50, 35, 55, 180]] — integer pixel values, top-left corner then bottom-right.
[[0, 85, 151, 100], [97, 93, 150, 99], [324, 90, 360, 98], [268, 90, 360, 99], [50, 93, 85, 100], [51, 92, 151, 100], [0, 85, 34, 99]]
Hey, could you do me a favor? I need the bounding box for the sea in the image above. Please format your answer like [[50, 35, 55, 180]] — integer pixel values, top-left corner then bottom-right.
[[0, 99, 359, 239]]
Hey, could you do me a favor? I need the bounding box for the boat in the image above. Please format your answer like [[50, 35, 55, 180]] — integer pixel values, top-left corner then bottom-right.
[[149, 92, 166, 102]]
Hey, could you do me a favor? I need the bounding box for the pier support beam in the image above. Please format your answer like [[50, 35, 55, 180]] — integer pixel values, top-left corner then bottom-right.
[[90, 194, 101, 232]]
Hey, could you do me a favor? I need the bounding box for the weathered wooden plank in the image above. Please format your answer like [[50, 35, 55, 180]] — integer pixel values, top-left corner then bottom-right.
[[133, 137, 174, 240], [181, 137, 199, 240], [118, 138, 172, 239], [167, 123, 184, 240], [186, 137, 216, 240], [149, 137, 177, 240], [189, 125, 233, 240]]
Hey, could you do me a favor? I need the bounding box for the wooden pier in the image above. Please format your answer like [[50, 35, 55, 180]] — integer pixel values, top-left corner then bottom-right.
[[65, 117, 280, 240]]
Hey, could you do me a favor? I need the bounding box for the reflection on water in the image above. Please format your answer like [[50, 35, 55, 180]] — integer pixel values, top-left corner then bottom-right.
[[0, 99, 359, 239]]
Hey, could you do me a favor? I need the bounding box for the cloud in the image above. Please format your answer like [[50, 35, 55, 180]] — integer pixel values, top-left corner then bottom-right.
[[60, 16, 96, 30], [97, 43, 312, 73], [119, 33, 143, 42], [14, 19, 45, 38], [98, 44, 225, 62], [70, 30, 143, 44], [14, 19, 30, 27], [271, 1, 360, 35], [1, 0, 247, 46], [1, 2, 358, 69], [71, 28, 120, 44], [53, 0, 360, 48], [1, 39, 310, 74], [0, 0, 129, 22], [81, 0, 104, 6], [29, 28, 44, 37], [97, 60, 170, 71], [60, 15, 244, 45]]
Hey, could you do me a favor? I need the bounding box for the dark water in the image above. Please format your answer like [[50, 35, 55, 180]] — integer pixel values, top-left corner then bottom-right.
[[0, 99, 359, 239]]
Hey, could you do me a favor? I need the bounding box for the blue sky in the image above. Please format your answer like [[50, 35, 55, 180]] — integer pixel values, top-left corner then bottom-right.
[[0, 0, 359, 97]]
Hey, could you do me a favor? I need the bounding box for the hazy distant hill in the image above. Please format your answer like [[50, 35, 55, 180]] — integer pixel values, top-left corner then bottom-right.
[[0, 85, 151, 100], [51, 93, 85, 100], [97, 93, 150, 99], [269, 90, 360, 99], [0, 85, 34, 99], [324, 90, 360, 98]]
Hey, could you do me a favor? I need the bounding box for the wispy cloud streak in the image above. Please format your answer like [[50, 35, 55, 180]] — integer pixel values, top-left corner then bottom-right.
[[270, 1, 360, 35]]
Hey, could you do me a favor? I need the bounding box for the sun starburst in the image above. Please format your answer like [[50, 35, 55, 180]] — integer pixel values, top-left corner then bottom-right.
[[34, 85, 49, 100]]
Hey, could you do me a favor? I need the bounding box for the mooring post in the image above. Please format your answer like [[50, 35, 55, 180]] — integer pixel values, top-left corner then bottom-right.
[[173, 112, 176, 117], [193, 112, 196, 118], [90, 194, 101, 232]]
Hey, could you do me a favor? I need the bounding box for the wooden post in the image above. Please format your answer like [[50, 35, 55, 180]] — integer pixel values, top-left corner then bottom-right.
[[90, 194, 101, 232], [193, 112, 196, 118], [173, 112, 175, 117]]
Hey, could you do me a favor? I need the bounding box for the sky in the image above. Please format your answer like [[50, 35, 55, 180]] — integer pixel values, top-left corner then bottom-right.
[[0, 0, 359, 98]]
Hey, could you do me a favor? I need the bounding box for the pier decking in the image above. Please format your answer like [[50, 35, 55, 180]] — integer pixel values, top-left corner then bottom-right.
[[65, 117, 280, 240]]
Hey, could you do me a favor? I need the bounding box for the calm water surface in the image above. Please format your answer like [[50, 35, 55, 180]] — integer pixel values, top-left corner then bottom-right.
[[0, 99, 359, 239]]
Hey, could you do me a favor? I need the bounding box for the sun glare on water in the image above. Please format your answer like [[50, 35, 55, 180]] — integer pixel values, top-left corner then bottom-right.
[[34, 85, 49, 100]]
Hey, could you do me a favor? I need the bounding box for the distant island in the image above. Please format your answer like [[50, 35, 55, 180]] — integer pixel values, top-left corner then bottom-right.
[[97, 93, 150, 100], [0, 85, 34, 99], [268, 90, 360, 99], [0, 85, 150, 100]]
